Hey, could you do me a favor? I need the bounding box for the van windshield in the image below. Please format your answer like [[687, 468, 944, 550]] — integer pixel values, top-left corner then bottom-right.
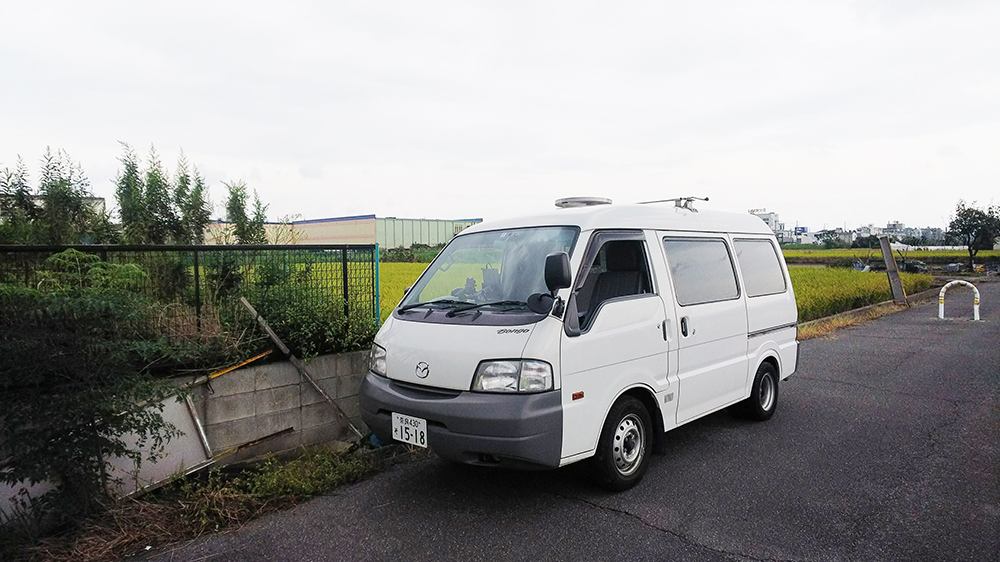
[[398, 227, 578, 318]]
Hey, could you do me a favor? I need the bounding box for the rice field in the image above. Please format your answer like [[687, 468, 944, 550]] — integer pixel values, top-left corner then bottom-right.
[[789, 267, 932, 322], [379, 263, 934, 324], [379, 263, 429, 320], [782, 248, 999, 265]]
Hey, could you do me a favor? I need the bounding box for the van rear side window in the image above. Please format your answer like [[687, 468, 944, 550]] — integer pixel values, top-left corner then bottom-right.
[[734, 239, 787, 297], [662, 238, 739, 306]]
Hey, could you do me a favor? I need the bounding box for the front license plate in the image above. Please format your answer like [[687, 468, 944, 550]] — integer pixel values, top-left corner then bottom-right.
[[391, 412, 428, 448]]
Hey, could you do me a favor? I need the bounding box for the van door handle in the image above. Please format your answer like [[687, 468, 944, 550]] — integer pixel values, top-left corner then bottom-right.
[[681, 317, 695, 337]]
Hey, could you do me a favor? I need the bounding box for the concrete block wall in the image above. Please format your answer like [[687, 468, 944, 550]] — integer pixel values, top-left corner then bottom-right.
[[192, 349, 370, 464]]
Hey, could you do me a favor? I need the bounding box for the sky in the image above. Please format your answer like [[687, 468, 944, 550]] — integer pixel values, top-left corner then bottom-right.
[[2, 1, 998, 231]]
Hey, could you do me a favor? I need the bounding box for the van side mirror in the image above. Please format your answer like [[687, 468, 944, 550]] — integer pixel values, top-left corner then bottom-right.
[[544, 252, 572, 294]]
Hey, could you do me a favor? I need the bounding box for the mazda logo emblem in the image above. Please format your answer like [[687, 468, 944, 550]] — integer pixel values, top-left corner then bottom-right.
[[415, 362, 429, 379]]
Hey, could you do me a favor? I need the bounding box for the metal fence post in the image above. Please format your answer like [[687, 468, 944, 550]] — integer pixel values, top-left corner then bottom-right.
[[374, 243, 380, 325], [341, 248, 350, 318], [193, 249, 201, 332]]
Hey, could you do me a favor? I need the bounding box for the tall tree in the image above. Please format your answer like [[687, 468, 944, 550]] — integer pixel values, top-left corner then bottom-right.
[[2, 150, 112, 245], [249, 190, 269, 244], [222, 180, 268, 244], [0, 157, 40, 243], [38, 148, 91, 244], [223, 180, 250, 243], [946, 200, 1000, 271], [115, 144, 213, 245], [173, 152, 192, 243], [142, 146, 178, 244], [115, 142, 148, 243], [177, 165, 212, 244]]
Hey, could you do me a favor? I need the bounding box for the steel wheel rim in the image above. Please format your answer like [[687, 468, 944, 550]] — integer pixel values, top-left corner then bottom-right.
[[613, 413, 645, 476], [759, 373, 775, 411]]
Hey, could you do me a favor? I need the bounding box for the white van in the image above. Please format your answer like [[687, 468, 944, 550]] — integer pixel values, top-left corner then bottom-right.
[[360, 198, 798, 490]]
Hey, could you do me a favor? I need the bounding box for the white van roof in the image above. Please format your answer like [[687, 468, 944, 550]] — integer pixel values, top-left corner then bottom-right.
[[461, 203, 773, 236]]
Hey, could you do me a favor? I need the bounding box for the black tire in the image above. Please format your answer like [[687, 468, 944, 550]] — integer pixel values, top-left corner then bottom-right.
[[592, 396, 653, 492], [734, 362, 779, 421]]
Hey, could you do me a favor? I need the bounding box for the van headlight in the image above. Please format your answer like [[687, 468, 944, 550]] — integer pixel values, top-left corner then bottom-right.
[[369, 343, 387, 377], [472, 360, 552, 393]]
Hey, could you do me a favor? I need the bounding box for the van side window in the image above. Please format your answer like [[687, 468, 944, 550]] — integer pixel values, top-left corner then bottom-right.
[[734, 239, 787, 297], [576, 237, 653, 329], [662, 238, 739, 306]]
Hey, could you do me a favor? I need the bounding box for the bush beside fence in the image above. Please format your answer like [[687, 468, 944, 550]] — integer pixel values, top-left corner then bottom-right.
[[0, 244, 380, 359]]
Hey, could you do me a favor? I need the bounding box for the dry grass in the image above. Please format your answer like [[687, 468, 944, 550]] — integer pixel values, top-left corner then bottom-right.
[[797, 301, 910, 340], [17, 487, 269, 562], [6, 444, 421, 562], [154, 301, 225, 340]]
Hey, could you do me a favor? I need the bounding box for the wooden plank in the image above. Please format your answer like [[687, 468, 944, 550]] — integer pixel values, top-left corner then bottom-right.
[[240, 297, 365, 440], [879, 236, 908, 305]]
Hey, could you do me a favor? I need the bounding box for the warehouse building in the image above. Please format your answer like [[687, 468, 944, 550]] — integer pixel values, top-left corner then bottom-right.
[[206, 214, 482, 248]]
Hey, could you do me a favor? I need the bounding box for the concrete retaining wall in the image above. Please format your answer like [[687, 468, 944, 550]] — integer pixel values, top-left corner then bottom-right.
[[0, 350, 370, 522], [191, 349, 371, 464]]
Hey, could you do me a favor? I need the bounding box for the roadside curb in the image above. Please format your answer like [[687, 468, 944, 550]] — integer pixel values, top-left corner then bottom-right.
[[798, 276, 996, 335], [798, 284, 942, 335]]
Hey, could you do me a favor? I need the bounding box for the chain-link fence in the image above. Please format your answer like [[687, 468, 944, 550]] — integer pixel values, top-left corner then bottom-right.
[[0, 244, 379, 356]]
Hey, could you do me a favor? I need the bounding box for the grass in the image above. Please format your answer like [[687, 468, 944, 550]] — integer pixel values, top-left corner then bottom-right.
[[796, 302, 910, 340], [782, 248, 999, 264], [378, 263, 935, 324], [6, 444, 413, 562], [789, 267, 933, 322]]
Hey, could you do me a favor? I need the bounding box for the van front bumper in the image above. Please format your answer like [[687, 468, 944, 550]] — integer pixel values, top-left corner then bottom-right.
[[359, 373, 563, 469]]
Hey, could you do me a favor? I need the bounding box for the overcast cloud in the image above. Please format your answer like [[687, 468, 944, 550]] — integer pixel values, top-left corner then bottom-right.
[[2, 0, 998, 230]]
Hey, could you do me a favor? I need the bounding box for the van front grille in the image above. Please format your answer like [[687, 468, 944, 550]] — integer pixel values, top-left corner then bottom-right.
[[390, 380, 463, 398]]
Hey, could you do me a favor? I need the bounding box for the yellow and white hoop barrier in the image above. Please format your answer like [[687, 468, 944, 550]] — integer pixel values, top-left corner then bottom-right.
[[938, 280, 980, 321]]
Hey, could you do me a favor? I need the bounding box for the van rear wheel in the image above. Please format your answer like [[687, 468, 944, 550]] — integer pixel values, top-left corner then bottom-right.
[[592, 396, 652, 491], [733, 362, 778, 421]]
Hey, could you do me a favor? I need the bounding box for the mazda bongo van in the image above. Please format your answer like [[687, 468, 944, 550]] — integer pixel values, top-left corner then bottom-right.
[[360, 197, 798, 490]]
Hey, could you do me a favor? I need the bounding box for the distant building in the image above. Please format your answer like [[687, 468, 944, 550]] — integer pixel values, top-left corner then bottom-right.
[[206, 214, 482, 248], [750, 209, 784, 233], [0, 195, 106, 218], [884, 221, 905, 235], [919, 227, 945, 243], [855, 224, 883, 238]]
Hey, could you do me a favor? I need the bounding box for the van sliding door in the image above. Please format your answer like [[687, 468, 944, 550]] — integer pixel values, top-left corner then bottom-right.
[[661, 235, 749, 423]]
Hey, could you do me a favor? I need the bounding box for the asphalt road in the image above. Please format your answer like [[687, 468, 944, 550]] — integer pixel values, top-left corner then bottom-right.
[[148, 280, 999, 562]]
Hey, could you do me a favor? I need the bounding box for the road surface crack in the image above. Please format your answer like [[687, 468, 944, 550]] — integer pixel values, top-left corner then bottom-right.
[[540, 489, 808, 562]]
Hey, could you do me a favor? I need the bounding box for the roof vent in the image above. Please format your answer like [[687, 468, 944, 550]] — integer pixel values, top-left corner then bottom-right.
[[555, 197, 613, 209]]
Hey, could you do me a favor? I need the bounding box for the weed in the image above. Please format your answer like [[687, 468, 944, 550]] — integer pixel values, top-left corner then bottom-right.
[[6, 445, 392, 562]]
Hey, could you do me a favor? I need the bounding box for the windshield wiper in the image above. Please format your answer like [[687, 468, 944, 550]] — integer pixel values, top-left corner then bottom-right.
[[398, 298, 467, 313], [446, 300, 527, 317]]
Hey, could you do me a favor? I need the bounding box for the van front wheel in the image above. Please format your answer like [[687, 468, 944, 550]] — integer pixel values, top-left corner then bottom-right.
[[735, 362, 778, 421], [592, 396, 652, 491]]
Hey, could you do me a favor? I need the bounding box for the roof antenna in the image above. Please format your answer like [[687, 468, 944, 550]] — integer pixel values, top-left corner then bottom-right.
[[637, 196, 709, 212]]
